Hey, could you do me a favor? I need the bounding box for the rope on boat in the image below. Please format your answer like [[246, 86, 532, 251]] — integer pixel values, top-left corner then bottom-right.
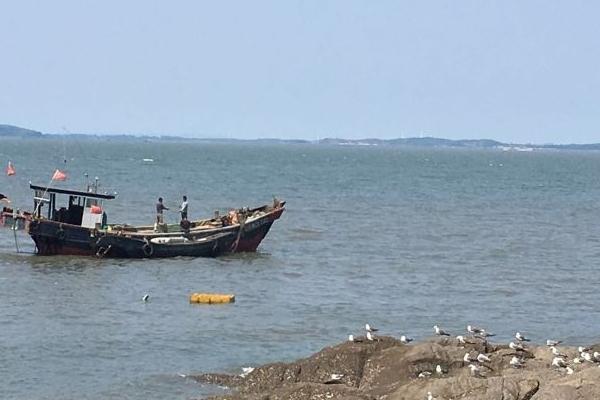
[[12, 217, 19, 253], [231, 212, 247, 252]]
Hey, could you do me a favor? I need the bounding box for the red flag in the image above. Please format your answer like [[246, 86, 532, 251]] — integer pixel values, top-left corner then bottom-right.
[[52, 169, 67, 181], [6, 161, 15, 176]]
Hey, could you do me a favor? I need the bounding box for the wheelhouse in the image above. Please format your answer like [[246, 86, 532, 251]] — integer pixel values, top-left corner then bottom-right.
[[30, 184, 116, 229]]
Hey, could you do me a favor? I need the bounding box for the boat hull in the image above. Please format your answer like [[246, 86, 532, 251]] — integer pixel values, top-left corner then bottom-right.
[[94, 232, 238, 258]]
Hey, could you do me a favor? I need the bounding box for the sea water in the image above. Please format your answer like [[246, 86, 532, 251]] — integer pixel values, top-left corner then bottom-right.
[[1, 138, 600, 399]]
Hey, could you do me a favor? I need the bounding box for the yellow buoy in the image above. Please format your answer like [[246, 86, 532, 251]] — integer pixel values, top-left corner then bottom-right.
[[189, 293, 235, 304]]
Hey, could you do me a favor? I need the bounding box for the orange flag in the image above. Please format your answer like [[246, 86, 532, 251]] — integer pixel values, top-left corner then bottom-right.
[[6, 161, 16, 176], [52, 169, 67, 181]]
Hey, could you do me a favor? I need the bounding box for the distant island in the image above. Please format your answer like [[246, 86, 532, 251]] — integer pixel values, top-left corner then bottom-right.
[[2, 123, 600, 151]]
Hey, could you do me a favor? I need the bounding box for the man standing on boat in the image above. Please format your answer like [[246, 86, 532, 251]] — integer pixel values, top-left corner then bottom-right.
[[156, 197, 169, 224], [180, 195, 188, 220]]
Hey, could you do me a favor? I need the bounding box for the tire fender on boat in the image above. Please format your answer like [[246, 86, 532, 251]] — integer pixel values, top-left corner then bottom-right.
[[142, 240, 154, 257], [56, 226, 66, 241]]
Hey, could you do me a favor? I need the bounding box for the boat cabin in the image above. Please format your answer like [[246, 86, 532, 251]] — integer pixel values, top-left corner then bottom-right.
[[30, 184, 116, 229]]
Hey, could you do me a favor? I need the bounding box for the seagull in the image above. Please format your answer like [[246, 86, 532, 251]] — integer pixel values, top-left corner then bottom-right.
[[366, 331, 375, 341], [464, 352, 472, 363], [324, 373, 344, 384], [177, 373, 187, 378], [546, 339, 562, 347], [552, 357, 567, 368], [240, 367, 255, 377], [565, 366, 574, 375], [434, 325, 450, 336], [593, 352, 600, 362], [142, 294, 150, 302], [477, 353, 491, 363], [509, 341, 526, 351], [510, 356, 525, 368], [573, 356, 583, 364], [581, 352, 593, 362], [435, 364, 444, 375], [467, 325, 483, 334], [476, 329, 495, 338], [550, 346, 566, 357], [456, 335, 467, 345], [400, 335, 413, 344], [349, 334, 363, 343], [468, 364, 484, 377], [578, 346, 591, 353], [515, 332, 530, 342], [365, 324, 378, 333], [427, 391, 438, 400], [418, 371, 432, 378]]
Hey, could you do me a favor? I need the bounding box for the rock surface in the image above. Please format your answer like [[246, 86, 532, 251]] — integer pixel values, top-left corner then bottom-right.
[[193, 337, 600, 400]]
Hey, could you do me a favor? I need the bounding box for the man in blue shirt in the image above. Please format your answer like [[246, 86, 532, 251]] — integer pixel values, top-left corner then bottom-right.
[[156, 197, 169, 224]]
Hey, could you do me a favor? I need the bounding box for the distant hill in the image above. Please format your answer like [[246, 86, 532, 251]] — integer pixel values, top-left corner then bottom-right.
[[319, 137, 504, 148], [2, 123, 600, 150], [0, 124, 43, 138]]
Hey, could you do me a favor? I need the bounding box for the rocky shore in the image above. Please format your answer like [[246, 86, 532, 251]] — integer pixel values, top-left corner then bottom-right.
[[193, 335, 600, 400]]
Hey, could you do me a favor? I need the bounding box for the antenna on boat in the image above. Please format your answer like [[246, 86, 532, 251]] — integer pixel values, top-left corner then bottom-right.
[[12, 209, 20, 253]]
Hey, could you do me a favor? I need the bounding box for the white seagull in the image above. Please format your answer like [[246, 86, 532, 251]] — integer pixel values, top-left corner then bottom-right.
[[546, 339, 562, 347], [550, 346, 566, 357], [467, 325, 483, 334], [509, 341, 525, 351], [427, 391, 438, 400], [418, 371, 432, 378], [434, 325, 450, 336], [477, 353, 491, 363], [365, 324, 378, 333], [142, 294, 150, 302], [515, 332, 530, 342], [348, 334, 363, 343], [435, 364, 444, 375], [456, 335, 467, 345], [578, 346, 591, 353], [240, 367, 255, 377], [510, 356, 525, 368], [565, 366, 574, 375], [593, 352, 600, 362], [324, 373, 344, 384], [366, 332, 375, 341], [463, 352, 472, 363], [552, 357, 567, 368], [400, 335, 413, 344], [573, 356, 583, 364], [468, 364, 484, 377], [581, 352, 593, 363], [476, 329, 495, 338]]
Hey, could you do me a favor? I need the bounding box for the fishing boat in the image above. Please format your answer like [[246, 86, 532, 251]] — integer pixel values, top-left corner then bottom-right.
[[27, 183, 285, 258]]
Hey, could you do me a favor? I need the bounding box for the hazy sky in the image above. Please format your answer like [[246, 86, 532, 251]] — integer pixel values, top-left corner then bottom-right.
[[1, 1, 599, 143]]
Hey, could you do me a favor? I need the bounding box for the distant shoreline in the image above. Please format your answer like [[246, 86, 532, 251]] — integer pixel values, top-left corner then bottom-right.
[[2, 123, 600, 151]]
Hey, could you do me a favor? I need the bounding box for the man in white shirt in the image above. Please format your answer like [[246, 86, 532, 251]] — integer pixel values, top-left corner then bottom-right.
[[180, 195, 188, 220]]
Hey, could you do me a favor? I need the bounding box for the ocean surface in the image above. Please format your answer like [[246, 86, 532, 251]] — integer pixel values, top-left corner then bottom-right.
[[1, 138, 600, 399]]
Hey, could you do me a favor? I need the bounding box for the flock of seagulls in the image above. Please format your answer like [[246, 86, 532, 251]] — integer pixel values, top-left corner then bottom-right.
[[345, 322, 600, 399], [229, 322, 597, 400]]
